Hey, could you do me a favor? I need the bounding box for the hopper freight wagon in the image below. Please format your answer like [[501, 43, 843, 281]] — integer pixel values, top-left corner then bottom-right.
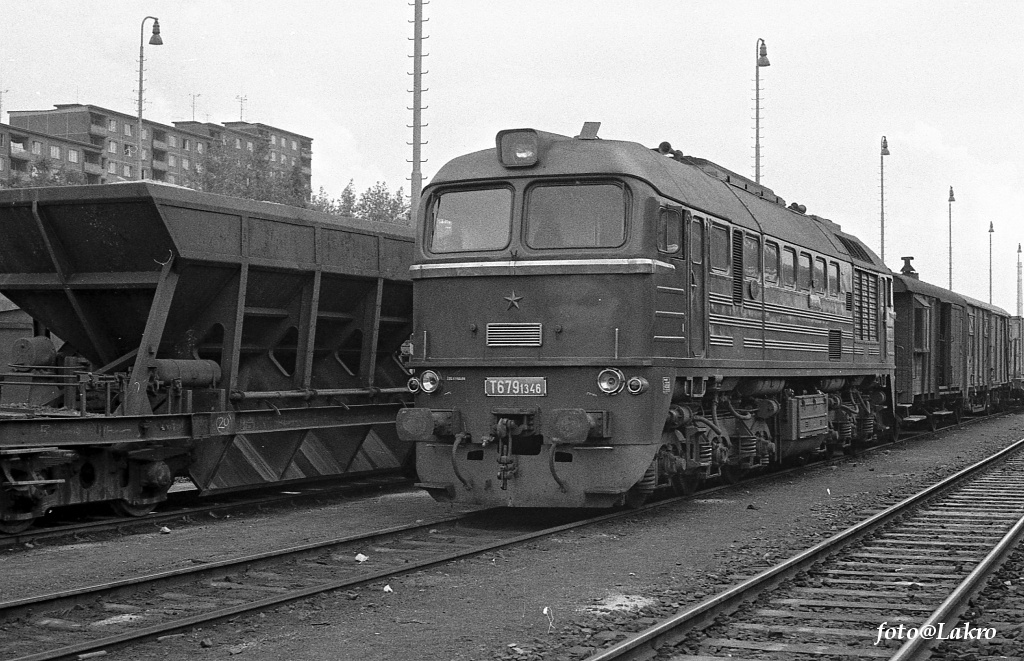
[[0, 183, 413, 533]]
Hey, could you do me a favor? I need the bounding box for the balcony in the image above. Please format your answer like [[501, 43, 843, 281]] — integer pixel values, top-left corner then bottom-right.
[[151, 159, 167, 171], [152, 139, 167, 150], [84, 162, 104, 175], [89, 123, 108, 136], [9, 145, 30, 160]]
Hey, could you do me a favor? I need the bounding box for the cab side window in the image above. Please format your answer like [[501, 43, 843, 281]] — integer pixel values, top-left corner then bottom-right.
[[782, 247, 796, 288], [743, 235, 761, 280], [657, 207, 683, 254], [710, 224, 730, 273], [764, 242, 779, 284], [798, 252, 812, 291]]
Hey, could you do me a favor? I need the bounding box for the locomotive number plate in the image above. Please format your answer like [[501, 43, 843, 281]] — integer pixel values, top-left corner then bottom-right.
[[484, 376, 547, 397]]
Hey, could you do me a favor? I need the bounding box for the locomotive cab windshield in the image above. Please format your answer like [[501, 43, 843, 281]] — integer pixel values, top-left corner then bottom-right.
[[428, 180, 629, 254]]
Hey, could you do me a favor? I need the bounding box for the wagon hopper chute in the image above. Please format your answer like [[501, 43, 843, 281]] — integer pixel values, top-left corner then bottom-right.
[[0, 182, 413, 532]]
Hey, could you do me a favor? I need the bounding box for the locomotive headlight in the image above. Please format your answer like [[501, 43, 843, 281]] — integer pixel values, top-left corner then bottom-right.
[[496, 129, 540, 167], [597, 368, 625, 395], [407, 377, 421, 393], [419, 370, 442, 394], [626, 376, 649, 395]]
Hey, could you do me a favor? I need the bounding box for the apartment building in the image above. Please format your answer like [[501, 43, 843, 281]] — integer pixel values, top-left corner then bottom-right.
[[2, 103, 311, 188]]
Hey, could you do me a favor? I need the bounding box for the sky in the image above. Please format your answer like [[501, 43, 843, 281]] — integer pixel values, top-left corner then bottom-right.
[[2, 1, 1022, 312]]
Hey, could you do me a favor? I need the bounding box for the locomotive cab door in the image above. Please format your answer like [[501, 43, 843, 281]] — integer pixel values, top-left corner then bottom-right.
[[688, 215, 707, 357]]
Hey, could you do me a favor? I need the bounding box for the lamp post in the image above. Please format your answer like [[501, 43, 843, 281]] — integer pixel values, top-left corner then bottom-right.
[[137, 16, 162, 181], [948, 186, 955, 290], [880, 136, 890, 263], [989, 222, 994, 304], [754, 38, 770, 184]]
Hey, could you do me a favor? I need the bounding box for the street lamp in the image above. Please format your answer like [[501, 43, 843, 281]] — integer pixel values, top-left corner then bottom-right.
[[880, 136, 890, 263], [989, 222, 994, 304], [754, 38, 770, 184], [948, 186, 955, 289], [137, 16, 162, 181]]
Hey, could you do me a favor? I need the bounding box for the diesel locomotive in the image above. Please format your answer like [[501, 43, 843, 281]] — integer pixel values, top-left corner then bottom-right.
[[397, 124, 908, 508]]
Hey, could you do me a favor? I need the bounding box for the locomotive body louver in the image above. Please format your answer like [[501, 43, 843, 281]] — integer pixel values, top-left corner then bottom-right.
[[486, 322, 543, 347]]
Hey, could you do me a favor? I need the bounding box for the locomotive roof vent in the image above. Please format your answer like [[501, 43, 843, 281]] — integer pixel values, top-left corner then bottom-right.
[[575, 122, 601, 140], [788, 202, 807, 214], [900, 256, 919, 279]]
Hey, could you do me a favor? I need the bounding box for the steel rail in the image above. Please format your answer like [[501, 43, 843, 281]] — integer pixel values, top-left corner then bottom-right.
[[583, 435, 1024, 661], [7, 414, 1009, 660], [889, 505, 1024, 660]]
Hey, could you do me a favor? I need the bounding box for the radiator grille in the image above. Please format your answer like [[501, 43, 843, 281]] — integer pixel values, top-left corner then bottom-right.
[[486, 323, 543, 347], [828, 329, 842, 361]]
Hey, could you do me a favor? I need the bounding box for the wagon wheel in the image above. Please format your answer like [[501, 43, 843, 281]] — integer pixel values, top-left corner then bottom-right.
[[110, 500, 156, 517], [953, 405, 963, 425], [0, 518, 36, 535]]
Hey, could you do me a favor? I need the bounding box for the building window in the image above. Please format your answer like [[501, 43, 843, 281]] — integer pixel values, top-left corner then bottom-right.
[[49, 145, 61, 159], [270, 151, 277, 162], [291, 140, 297, 150], [182, 157, 190, 170], [246, 141, 253, 152], [124, 123, 133, 137], [141, 128, 149, 140], [271, 135, 277, 146], [291, 157, 296, 166], [167, 173, 177, 185], [234, 137, 240, 149], [0, 158, 5, 171], [183, 139, 191, 151], [32, 141, 43, 155], [123, 164, 132, 177], [109, 141, 117, 154], [107, 161, 117, 174], [68, 150, 79, 163], [167, 135, 177, 148], [168, 154, 177, 167], [141, 148, 148, 161], [197, 142, 205, 154], [108, 119, 117, 131]]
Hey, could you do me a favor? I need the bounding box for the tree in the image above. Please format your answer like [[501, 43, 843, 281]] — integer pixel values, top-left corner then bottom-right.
[[185, 138, 310, 207], [7, 157, 87, 188], [354, 181, 409, 224]]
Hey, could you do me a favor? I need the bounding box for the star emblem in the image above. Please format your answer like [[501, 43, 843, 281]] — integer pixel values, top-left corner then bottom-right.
[[504, 290, 523, 310]]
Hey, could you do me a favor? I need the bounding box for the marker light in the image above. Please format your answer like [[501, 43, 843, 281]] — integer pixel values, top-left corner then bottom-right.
[[626, 376, 649, 395], [407, 377, 421, 393], [597, 368, 625, 395], [420, 370, 442, 394], [496, 129, 539, 167]]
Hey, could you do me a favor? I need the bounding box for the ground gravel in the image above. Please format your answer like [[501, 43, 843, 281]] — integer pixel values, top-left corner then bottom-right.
[[6, 414, 1023, 660]]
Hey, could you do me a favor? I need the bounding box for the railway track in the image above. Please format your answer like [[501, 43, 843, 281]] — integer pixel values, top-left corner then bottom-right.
[[0, 473, 412, 549], [584, 436, 1024, 661], [3, 416, 1007, 660]]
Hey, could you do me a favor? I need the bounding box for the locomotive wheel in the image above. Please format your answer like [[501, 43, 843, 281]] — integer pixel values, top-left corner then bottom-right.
[[671, 473, 700, 496], [720, 464, 743, 484], [0, 518, 35, 534], [110, 500, 156, 517]]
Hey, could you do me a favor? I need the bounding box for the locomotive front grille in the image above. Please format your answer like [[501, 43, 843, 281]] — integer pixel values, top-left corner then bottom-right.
[[486, 322, 543, 347]]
